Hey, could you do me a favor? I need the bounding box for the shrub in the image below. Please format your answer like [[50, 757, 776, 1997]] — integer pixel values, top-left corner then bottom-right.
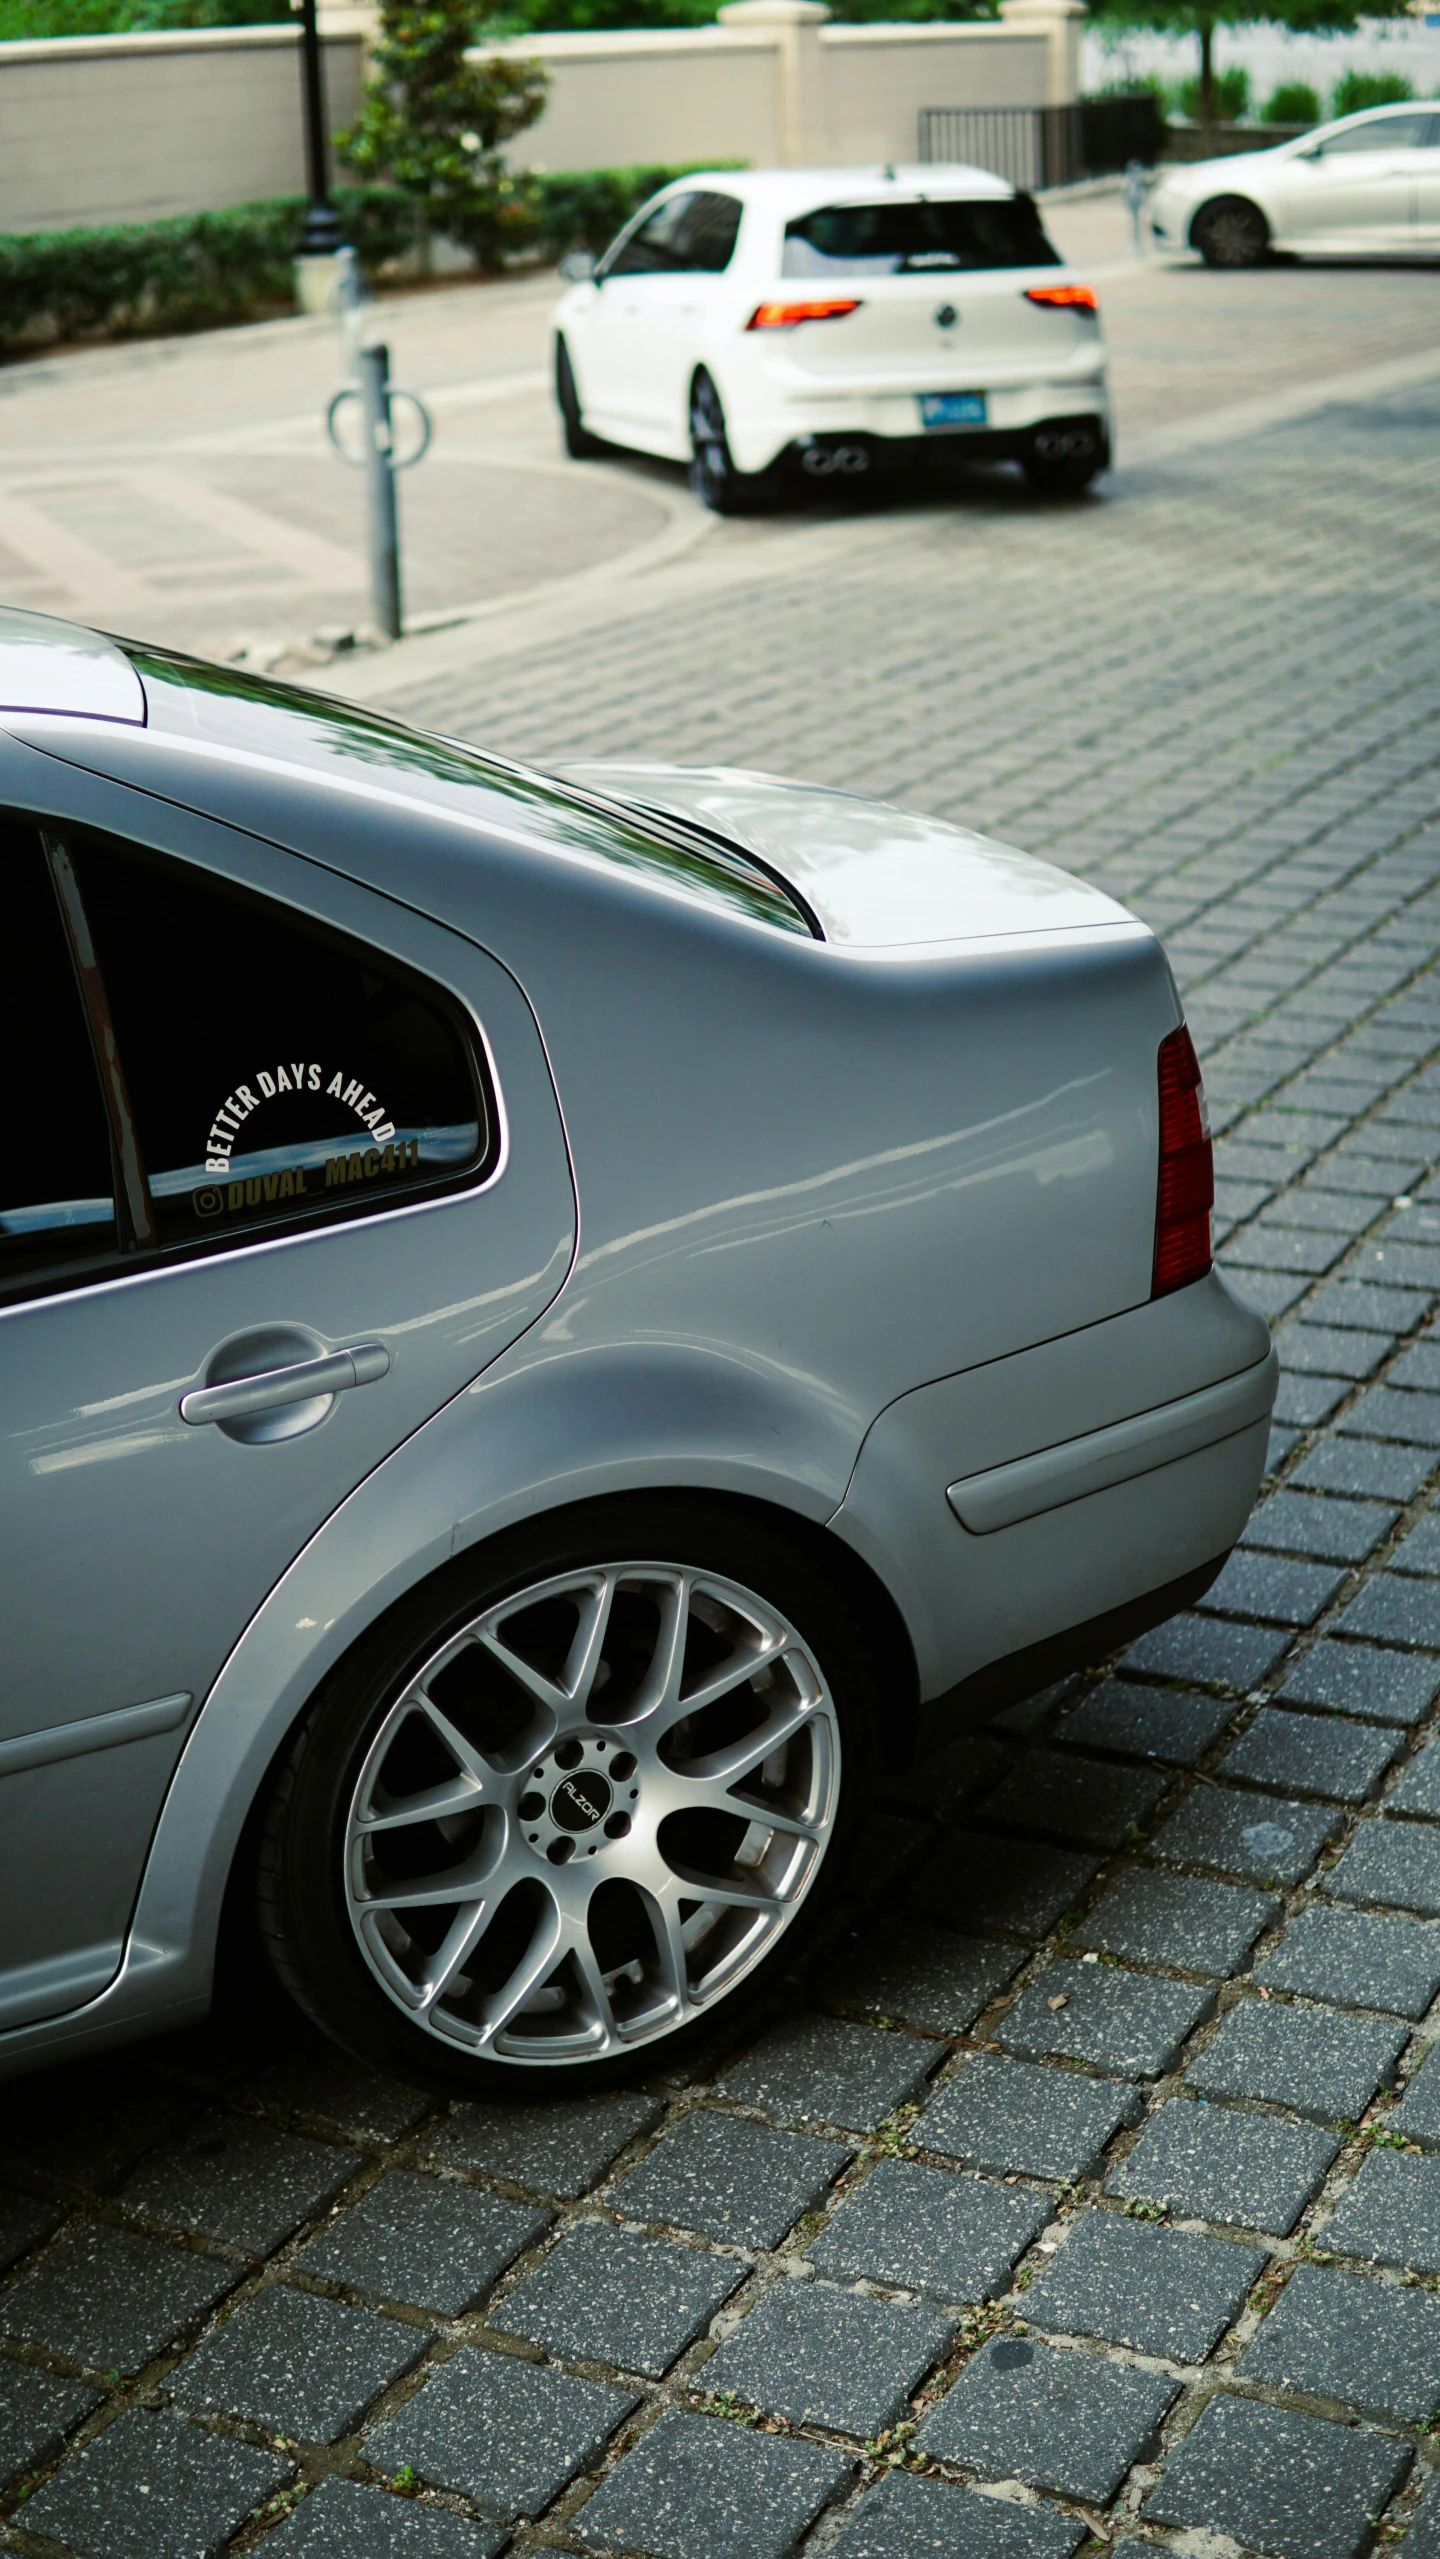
[[1261, 80, 1320, 124], [339, 0, 548, 269], [0, 167, 716, 356], [534, 164, 708, 255], [0, 190, 416, 354], [1172, 65, 1251, 122], [1330, 68, 1414, 116], [0, 0, 280, 29]]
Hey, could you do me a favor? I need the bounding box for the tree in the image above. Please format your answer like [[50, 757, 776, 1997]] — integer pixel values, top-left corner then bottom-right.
[[340, 0, 548, 269], [1088, 0, 1415, 138]]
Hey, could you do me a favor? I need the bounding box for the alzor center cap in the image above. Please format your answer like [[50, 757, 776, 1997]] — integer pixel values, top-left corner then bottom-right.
[[550, 1770, 613, 1833]]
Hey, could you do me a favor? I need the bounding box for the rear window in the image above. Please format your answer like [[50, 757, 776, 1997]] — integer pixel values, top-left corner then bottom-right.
[[782, 195, 1061, 277]]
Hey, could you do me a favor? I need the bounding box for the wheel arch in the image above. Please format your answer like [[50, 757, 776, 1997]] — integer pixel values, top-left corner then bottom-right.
[[226, 1482, 920, 1912], [1188, 190, 1271, 254], [0, 1328, 918, 2077]]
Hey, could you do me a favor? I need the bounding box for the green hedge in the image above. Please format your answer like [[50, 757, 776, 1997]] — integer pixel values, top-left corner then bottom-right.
[[0, 165, 722, 356]]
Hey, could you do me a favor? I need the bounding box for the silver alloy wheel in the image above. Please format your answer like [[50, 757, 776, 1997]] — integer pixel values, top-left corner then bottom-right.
[[343, 1561, 841, 2064]]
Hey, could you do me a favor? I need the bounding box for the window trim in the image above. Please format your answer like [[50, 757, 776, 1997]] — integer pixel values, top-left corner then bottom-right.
[[0, 818, 506, 1315]]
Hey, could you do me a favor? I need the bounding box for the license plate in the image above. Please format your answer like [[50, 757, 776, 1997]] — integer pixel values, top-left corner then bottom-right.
[[918, 391, 987, 431]]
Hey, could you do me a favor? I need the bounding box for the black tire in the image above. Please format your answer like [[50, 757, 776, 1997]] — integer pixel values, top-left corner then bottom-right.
[[257, 1496, 883, 2097], [1021, 417, 1108, 499], [689, 370, 768, 515], [555, 336, 603, 460], [1190, 194, 1270, 269]]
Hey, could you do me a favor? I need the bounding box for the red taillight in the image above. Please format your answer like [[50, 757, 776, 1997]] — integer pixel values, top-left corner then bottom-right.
[[1152, 1023, 1213, 1298], [746, 299, 862, 329], [1024, 283, 1099, 312]]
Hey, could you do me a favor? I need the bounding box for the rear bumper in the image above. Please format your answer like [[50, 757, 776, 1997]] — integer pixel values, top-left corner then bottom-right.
[[776, 414, 1110, 483], [831, 1272, 1276, 1706], [729, 373, 1111, 476]]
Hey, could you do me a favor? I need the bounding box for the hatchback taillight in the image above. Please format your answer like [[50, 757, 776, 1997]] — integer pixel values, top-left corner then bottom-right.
[[1152, 1024, 1213, 1298], [1024, 283, 1099, 312], [746, 299, 861, 329]]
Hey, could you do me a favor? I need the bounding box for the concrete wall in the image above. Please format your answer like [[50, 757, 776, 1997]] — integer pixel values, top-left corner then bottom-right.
[[0, 18, 365, 233], [480, 0, 1080, 178], [0, 0, 1082, 237]]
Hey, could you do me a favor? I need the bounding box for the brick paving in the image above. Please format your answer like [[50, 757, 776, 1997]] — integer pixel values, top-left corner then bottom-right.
[[4, 340, 1440, 2558]]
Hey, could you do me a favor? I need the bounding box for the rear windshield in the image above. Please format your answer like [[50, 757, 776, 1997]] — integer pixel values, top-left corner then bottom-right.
[[782, 196, 1060, 277]]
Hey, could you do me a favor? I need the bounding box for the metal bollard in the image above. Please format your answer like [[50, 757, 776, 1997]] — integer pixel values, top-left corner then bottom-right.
[[1123, 158, 1149, 261], [325, 320, 432, 646], [359, 341, 402, 642]]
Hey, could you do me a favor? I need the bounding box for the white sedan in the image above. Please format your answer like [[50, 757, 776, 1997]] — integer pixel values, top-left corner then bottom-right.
[[552, 165, 1111, 511], [1149, 98, 1440, 266]]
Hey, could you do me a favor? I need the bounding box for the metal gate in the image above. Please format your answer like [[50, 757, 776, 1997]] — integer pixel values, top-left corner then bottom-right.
[[917, 95, 1163, 187], [916, 106, 1079, 190]]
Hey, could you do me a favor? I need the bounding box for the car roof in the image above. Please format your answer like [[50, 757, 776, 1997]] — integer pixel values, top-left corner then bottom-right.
[[0, 606, 145, 723], [1326, 98, 1436, 119], [654, 163, 1015, 210]]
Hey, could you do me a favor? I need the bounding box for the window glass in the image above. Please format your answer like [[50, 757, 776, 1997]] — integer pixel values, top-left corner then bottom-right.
[[66, 832, 491, 1252], [604, 191, 742, 277], [782, 195, 1061, 276], [672, 191, 744, 272], [126, 646, 814, 938], [0, 822, 118, 1287], [1317, 112, 1433, 153], [606, 192, 697, 276]]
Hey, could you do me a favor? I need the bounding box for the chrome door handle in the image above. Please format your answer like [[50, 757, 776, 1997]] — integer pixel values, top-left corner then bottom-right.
[[179, 1341, 389, 1427]]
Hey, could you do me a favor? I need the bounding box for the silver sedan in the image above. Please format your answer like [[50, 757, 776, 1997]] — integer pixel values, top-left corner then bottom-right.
[[0, 608, 1274, 2093]]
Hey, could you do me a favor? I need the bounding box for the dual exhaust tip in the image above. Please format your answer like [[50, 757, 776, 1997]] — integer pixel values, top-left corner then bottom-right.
[[799, 441, 871, 478]]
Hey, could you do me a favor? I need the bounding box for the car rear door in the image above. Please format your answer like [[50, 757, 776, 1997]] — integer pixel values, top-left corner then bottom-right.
[[0, 772, 574, 2034], [1271, 111, 1431, 248]]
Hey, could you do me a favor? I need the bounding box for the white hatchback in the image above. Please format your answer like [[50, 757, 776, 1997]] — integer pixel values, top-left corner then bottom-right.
[[1149, 99, 1440, 267], [552, 166, 1111, 512]]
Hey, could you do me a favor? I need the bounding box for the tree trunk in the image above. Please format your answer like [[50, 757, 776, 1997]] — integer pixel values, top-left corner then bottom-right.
[[1198, 16, 1215, 144]]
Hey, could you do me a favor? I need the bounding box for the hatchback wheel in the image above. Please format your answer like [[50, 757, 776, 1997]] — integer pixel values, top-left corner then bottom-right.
[[555, 336, 603, 460], [257, 1500, 877, 2093], [1191, 195, 1269, 268], [689, 372, 766, 516]]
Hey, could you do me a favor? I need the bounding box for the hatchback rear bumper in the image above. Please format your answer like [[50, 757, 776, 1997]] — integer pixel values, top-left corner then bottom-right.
[[778, 413, 1111, 483], [729, 370, 1111, 475]]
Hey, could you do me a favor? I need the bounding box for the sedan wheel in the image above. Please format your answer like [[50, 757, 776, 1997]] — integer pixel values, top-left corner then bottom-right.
[[689, 371, 765, 516], [1191, 195, 1270, 268], [258, 1503, 873, 2091]]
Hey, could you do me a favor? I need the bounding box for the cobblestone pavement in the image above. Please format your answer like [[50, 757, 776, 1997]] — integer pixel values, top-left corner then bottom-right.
[[5, 363, 1440, 2559]]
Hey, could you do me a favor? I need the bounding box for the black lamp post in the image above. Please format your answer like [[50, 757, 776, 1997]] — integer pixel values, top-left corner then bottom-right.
[[296, 0, 345, 256]]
